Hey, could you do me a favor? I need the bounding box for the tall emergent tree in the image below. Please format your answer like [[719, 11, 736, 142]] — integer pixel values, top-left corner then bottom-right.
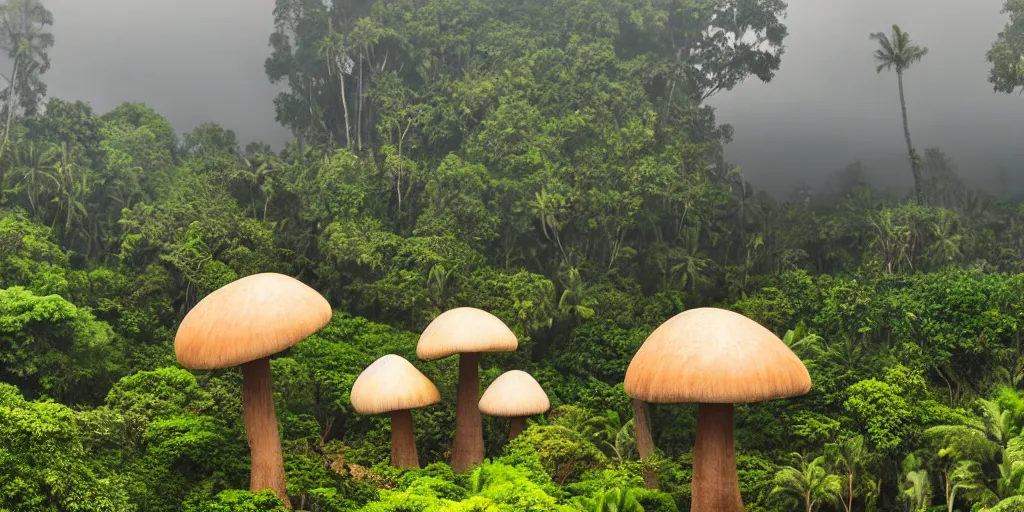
[[987, 0, 1024, 94], [0, 0, 53, 161], [870, 24, 929, 204]]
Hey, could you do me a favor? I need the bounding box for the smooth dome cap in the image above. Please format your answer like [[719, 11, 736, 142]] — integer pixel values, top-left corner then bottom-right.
[[416, 307, 518, 360], [174, 273, 333, 370], [624, 308, 811, 404], [478, 370, 550, 417], [350, 354, 441, 414]]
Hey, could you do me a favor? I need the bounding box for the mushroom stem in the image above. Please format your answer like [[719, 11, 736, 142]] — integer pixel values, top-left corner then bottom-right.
[[390, 409, 419, 468], [631, 399, 659, 489], [241, 357, 291, 509], [451, 351, 484, 472], [692, 402, 742, 512], [508, 416, 526, 440]]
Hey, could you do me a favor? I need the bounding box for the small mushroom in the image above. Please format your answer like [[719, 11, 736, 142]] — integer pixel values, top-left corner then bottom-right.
[[351, 354, 440, 468], [417, 307, 518, 472], [478, 370, 550, 441], [174, 273, 332, 509], [624, 307, 810, 511]]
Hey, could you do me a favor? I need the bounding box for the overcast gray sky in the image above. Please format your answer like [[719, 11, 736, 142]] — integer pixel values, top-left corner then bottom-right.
[[40, 0, 1024, 196], [707, 0, 1024, 195]]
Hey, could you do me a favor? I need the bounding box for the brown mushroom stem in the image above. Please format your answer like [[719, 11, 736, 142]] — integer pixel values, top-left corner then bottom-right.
[[241, 357, 291, 509], [692, 402, 742, 512], [390, 409, 419, 468], [451, 351, 484, 472], [631, 399, 659, 489], [508, 417, 526, 440]]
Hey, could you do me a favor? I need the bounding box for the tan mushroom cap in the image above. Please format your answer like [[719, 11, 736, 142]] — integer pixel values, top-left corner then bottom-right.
[[350, 354, 441, 415], [174, 273, 333, 370], [478, 370, 550, 417], [416, 307, 518, 360], [624, 307, 811, 404]]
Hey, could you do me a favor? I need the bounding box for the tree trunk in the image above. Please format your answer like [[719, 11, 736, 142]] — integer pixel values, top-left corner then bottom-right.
[[632, 399, 659, 489], [945, 467, 953, 512], [508, 416, 526, 441], [390, 409, 419, 468], [848, 471, 855, 512], [451, 352, 484, 472], [338, 60, 351, 148], [357, 52, 363, 151], [691, 403, 742, 512], [0, 57, 20, 164], [897, 70, 923, 204], [241, 357, 291, 509]]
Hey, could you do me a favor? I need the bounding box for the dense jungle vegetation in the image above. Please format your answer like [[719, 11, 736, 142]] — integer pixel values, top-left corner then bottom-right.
[[1, 0, 1024, 510]]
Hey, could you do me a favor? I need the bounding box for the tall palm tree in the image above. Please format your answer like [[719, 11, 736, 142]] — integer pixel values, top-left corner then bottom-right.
[[0, 0, 54, 161], [870, 24, 929, 204], [48, 142, 89, 245], [12, 138, 56, 215], [825, 435, 872, 512]]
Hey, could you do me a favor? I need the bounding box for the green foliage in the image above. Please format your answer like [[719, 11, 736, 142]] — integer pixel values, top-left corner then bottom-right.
[[987, 0, 1024, 94], [0, 285, 116, 402], [4, 0, 1024, 510]]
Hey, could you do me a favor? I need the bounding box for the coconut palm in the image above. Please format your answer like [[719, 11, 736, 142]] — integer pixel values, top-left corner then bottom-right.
[[825, 435, 871, 512], [870, 25, 929, 204], [770, 453, 843, 512], [0, 0, 54, 160], [12, 138, 56, 215], [48, 141, 89, 243]]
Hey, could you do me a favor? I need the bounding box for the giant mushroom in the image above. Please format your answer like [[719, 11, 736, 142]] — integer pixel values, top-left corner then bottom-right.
[[417, 307, 518, 472], [478, 369, 550, 441], [174, 273, 333, 509], [624, 307, 811, 511], [350, 354, 441, 468]]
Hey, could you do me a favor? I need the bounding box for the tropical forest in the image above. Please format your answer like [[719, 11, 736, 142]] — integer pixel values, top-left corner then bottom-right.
[[1, 0, 1024, 510]]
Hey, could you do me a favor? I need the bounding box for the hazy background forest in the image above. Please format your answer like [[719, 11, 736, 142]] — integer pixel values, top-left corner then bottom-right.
[[1, 0, 1023, 510]]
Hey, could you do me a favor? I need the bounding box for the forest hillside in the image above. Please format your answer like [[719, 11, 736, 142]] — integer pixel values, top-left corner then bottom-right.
[[1, 0, 1024, 510]]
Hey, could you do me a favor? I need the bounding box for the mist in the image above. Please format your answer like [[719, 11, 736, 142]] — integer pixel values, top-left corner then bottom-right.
[[708, 0, 1024, 197], [38, 0, 1024, 198]]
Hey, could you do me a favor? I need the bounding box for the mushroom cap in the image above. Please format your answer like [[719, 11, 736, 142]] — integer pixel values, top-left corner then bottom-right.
[[350, 354, 441, 414], [174, 273, 333, 370], [624, 307, 811, 404], [478, 370, 550, 417], [416, 307, 518, 360]]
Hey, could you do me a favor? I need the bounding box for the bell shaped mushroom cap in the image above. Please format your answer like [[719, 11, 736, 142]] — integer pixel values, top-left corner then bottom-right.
[[175, 273, 333, 370], [624, 307, 811, 404], [351, 354, 441, 415], [416, 307, 518, 360], [478, 370, 550, 417]]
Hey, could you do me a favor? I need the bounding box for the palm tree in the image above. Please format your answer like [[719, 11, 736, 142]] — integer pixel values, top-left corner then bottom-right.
[[232, 153, 278, 220], [317, 17, 353, 148], [48, 141, 89, 244], [944, 460, 982, 512], [927, 209, 963, 267], [870, 24, 929, 204], [926, 397, 1017, 458], [12, 138, 56, 215], [825, 435, 871, 512], [770, 453, 843, 512], [0, 0, 54, 161], [558, 267, 596, 322], [782, 322, 826, 360], [576, 488, 643, 512]]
